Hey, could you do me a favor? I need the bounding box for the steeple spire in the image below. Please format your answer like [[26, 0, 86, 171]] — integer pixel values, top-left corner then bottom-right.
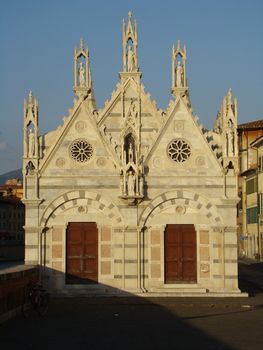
[[23, 90, 39, 199], [74, 38, 91, 99], [122, 11, 139, 73], [171, 40, 188, 96], [120, 11, 141, 83]]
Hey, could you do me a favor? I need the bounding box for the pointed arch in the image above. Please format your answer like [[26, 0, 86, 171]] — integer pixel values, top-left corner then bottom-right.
[[139, 190, 223, 227], [40, 190, 123, 227]]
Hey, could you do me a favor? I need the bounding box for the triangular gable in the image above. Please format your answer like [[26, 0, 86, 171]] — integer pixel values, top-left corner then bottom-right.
[[39, 98, 118, 176], [96, 77, 163, 163], [145, 96, 223, 175]]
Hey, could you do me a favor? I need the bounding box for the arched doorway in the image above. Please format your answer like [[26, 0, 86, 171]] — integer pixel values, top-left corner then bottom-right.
[[66, 222, 98, 284], [164, 224, 197, 283]]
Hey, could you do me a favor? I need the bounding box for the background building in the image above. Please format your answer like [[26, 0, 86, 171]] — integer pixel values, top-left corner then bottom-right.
[[238, 120, 263, 260], [0, 179, 25, 261]]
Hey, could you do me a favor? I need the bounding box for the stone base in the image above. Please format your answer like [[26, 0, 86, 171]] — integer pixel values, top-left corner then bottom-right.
[[50, 286, 248, 298]]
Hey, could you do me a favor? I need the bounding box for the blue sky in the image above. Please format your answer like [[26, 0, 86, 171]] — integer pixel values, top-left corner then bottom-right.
[[0, 0, 262, 174]]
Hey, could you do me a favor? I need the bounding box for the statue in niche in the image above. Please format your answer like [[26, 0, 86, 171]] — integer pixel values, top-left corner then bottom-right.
[[127, 46, 135, 72], [120, 175, 124, 195], [28, 129, 35, 157], [130, 101, 137, 119], [26, 161, 35, 175], [128, 142, 134, 162], [79, 62, 85, 86], [139, 177, 144, 196], [176, 61, 183, 87], [226, 119, 235, 156], [127, 171, 135, 196]]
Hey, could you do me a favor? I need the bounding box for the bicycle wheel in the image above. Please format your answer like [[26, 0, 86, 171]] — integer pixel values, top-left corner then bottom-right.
[[22, 301, 32, 318], [37, 292, 49, 316]]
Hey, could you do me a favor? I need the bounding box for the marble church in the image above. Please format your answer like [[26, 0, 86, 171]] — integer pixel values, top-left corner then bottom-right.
[[22, 12, 241, 296]]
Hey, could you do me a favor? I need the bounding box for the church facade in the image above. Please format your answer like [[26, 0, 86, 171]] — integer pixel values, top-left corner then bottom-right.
[[22, 12, 241, 296]]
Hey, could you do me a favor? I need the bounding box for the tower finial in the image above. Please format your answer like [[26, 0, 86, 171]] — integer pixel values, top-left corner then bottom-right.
[[29, 90, 33, 105], [74, 38, 92, 100], [122, 11, 139, 74], [171, 40, 188, 96], [80, 37, 84, 51]]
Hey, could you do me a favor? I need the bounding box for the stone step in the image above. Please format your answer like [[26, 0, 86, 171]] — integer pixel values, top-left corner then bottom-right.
[[148, 288, 208, 294]]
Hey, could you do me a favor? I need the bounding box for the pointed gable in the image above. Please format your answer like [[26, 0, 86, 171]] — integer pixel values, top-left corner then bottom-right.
[[39, 99, 116, 177], [146, 96, 223, 176]]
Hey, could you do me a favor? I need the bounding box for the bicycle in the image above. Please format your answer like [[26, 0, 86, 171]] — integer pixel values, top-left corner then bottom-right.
[[22, 282, 49, 317]]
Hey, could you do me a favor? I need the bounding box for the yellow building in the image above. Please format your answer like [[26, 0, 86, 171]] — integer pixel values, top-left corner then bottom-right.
[[0, 179, 23, 199], [0, 179, 25, 260], [238, 120, 263, 260]]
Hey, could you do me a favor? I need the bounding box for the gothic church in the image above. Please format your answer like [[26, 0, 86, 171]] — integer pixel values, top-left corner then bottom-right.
[[23, 12, 241, 296]]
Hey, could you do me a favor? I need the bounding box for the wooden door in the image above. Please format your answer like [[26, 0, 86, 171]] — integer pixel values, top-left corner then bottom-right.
[[66, 222, 98, 284], [165, 224, 197, 283]]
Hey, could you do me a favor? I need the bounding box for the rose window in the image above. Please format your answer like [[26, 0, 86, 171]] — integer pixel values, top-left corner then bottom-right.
[[70, 139, 93, 162], [168, 139, 191, 163]]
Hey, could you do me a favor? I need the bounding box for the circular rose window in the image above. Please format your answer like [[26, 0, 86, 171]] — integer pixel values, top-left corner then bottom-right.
[[168, 139, 191, 163], [70, 139, 93, 163]]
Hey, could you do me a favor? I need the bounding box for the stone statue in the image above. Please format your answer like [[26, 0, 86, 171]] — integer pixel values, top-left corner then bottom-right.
[[120, 175, 124, 195], [128, 142, 134, 162], [139, 177, 144, 196], [79, 62, 85, 86], [176, 61, 183, 87], [127, 46, 134, 72], [26, 161, 35, 175], [130, 101, 137, 119], [28, 129, 35, 157], [127, 171, 135, 196], [226, 120, 235, 156]]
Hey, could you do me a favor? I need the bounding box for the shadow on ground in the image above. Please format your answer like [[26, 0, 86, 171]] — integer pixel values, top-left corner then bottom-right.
[[238, 258, 263, 296], [2, 260, 263, 350], [0, 296, 239, 350]]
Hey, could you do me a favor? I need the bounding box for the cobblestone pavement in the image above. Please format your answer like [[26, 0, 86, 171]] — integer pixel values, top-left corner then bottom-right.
[[1, 259, 263, 350]]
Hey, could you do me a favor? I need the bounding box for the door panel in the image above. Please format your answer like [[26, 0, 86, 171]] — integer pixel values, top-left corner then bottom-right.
[[66, 222, 98, 284], [165, 224, 197, 283]]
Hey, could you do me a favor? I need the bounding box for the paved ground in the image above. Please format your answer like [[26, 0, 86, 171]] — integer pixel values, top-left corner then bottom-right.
[[1, 258, 263, 350]]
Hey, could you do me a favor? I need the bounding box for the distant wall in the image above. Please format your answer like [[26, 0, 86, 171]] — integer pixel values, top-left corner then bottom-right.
[[0, 242, 24, 261], [0, 266, 38, 323]]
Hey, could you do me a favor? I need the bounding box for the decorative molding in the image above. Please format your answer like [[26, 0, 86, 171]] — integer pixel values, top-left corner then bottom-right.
[[40, 190, 123, 226], [75, 120, 87, 133], [56, 157, 66, 168], [139, 190, 223, 226]]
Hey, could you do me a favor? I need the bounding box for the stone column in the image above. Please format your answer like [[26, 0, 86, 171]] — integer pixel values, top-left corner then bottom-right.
[[23, 199, 42, 265], [211, 226, 239, 292], [195, 225, 211, 286], [100, 226, 112, 282], [149, 226, 163, 289]]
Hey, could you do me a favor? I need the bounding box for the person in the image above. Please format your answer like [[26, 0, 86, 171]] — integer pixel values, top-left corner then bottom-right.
[[79, 62, 85, 86], [176, 61, 183, 87]]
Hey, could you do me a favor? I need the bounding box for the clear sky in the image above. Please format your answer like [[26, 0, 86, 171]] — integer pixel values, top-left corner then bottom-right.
[[0, 0, 262, 174]]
